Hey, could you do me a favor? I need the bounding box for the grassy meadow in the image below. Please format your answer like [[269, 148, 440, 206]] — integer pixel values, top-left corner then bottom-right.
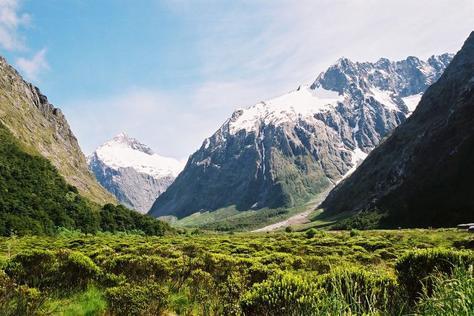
[[0, 228, 473, 315]]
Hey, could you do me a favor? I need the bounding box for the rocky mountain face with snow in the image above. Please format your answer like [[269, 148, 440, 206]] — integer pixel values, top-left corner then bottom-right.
[[149, 54, 452, 219], [321, 32, 474, 228], [0, 56, 114, 204], [89, 133, 184, 213]]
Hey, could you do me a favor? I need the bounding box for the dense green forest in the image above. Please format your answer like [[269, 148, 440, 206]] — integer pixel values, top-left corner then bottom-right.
[[0, 123, 171, 236], [0, 229, 472, 315]]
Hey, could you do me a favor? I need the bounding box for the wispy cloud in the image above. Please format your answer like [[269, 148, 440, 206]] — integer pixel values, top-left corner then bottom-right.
[[15, 48, 49, 81], [0, 0, 30, 51], [190, 0, 474, 95], [67, 0, 474, 158], [0, 0, 49, 81]]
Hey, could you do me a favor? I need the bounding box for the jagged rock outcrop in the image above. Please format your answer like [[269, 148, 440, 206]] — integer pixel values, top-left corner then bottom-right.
[[89, 133, 184, 213], [320, 32, 474, 227], [150, 54, 452, 219], [0, 56, 114, 204]]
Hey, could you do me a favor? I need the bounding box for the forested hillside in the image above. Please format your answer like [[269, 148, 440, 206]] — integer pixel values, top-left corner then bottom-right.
[[0, 122, 172, 236]]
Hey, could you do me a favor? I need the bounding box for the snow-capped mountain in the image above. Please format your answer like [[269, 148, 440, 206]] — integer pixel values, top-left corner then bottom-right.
[[321, 32, 474, 228], [149, 54, 452, 219], [88, 133, 184, 213]]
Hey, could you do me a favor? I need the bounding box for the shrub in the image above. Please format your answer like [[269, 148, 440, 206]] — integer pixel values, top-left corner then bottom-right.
[[188, 269, 216, 314], [0, 271, 46, 316], [4, 250, 56, 289], [102, 254, 170, 283], [5, 250, 101, 292], [240, 272, 318, 316], [217, 272, 246, 316], [305, 228, 317, 239], [350, 229, 360, 237], [56, 250, 101, 290], [105, 282, 168, 316], [303, 256, 331, 274], [396, 248, 474, 303]]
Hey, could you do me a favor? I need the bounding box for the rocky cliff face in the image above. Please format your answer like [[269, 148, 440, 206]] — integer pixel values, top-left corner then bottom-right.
[[89, 133, 184, 213], [150, 54, 452, 219], [320, 32, 474, 228], [0, 56, 114, 204]]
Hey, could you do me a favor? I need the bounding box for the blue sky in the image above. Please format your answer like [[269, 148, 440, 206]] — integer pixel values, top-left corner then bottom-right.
[[1, 0, 473, 159]]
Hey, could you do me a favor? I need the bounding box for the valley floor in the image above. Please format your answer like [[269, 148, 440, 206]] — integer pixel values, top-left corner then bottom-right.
[[174, 189, 334, 232], [0, 229, 473, 315]]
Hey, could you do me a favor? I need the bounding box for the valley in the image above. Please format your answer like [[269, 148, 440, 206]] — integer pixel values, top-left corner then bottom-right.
[[0, 1, 472, 314]]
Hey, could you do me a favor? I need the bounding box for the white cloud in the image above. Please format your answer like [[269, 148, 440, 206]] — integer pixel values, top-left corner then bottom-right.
[[192, 0, 474, 93], [0, 0, 48, 81], [0, 0, 30, 50], [15, 48, 49, 81]]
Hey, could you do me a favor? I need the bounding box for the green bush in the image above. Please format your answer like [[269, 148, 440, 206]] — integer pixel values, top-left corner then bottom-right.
[[56, 250, 101, 290], [304, 228, 317, 239], [105, 282, 168, 316], [240, 272, 318, 316], [4, 250, 56, 289], [102, 254, 170, 283], [5, 250, 101, 292], [396, 248, 474, 304], [0, 271, 46, 316], [350, 229, 360, 237]]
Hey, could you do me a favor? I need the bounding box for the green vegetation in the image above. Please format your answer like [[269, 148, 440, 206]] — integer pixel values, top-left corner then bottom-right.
[[0, 122, 172, 236], [0, 229, 472, 315], [173, 197, 323, 232], [417, 266, 474, 315]]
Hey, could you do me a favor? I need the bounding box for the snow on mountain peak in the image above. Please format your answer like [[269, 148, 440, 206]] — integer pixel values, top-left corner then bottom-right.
[[220, 54, 453, 139], [93, 133, 184, 178], [228, 85, 343, 135]]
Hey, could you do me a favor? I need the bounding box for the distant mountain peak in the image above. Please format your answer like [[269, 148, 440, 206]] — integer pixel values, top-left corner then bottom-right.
[[106, 132, 154, 155], [89, 135, 184, 213], [93, 134, 182, 179]]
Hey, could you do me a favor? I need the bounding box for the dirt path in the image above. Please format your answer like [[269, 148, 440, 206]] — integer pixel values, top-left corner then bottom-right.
[[252, 209, 314, 232], [252, 188, 332, 232]]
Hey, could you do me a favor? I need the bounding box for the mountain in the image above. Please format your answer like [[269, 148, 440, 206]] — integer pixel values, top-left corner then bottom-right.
[[0, 119, 173, 236], [320, 32, 474, 228], [88, 133, 184, 213], [150, 54, 452, 219], [0, 56, 114, 204]]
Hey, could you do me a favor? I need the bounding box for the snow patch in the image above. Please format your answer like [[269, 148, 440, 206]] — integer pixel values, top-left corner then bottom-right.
[[229, 86, 343, 134], [402, 93, 423, 113], [336, 148, 368, 184], [94, 134, 185, 179], [370, 88, 399, 111]]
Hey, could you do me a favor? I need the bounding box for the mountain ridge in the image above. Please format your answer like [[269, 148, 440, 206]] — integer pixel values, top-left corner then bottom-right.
[[320, 31, 474, 227], [150, 53, 452, 219], [0, 56, 115, 205]]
